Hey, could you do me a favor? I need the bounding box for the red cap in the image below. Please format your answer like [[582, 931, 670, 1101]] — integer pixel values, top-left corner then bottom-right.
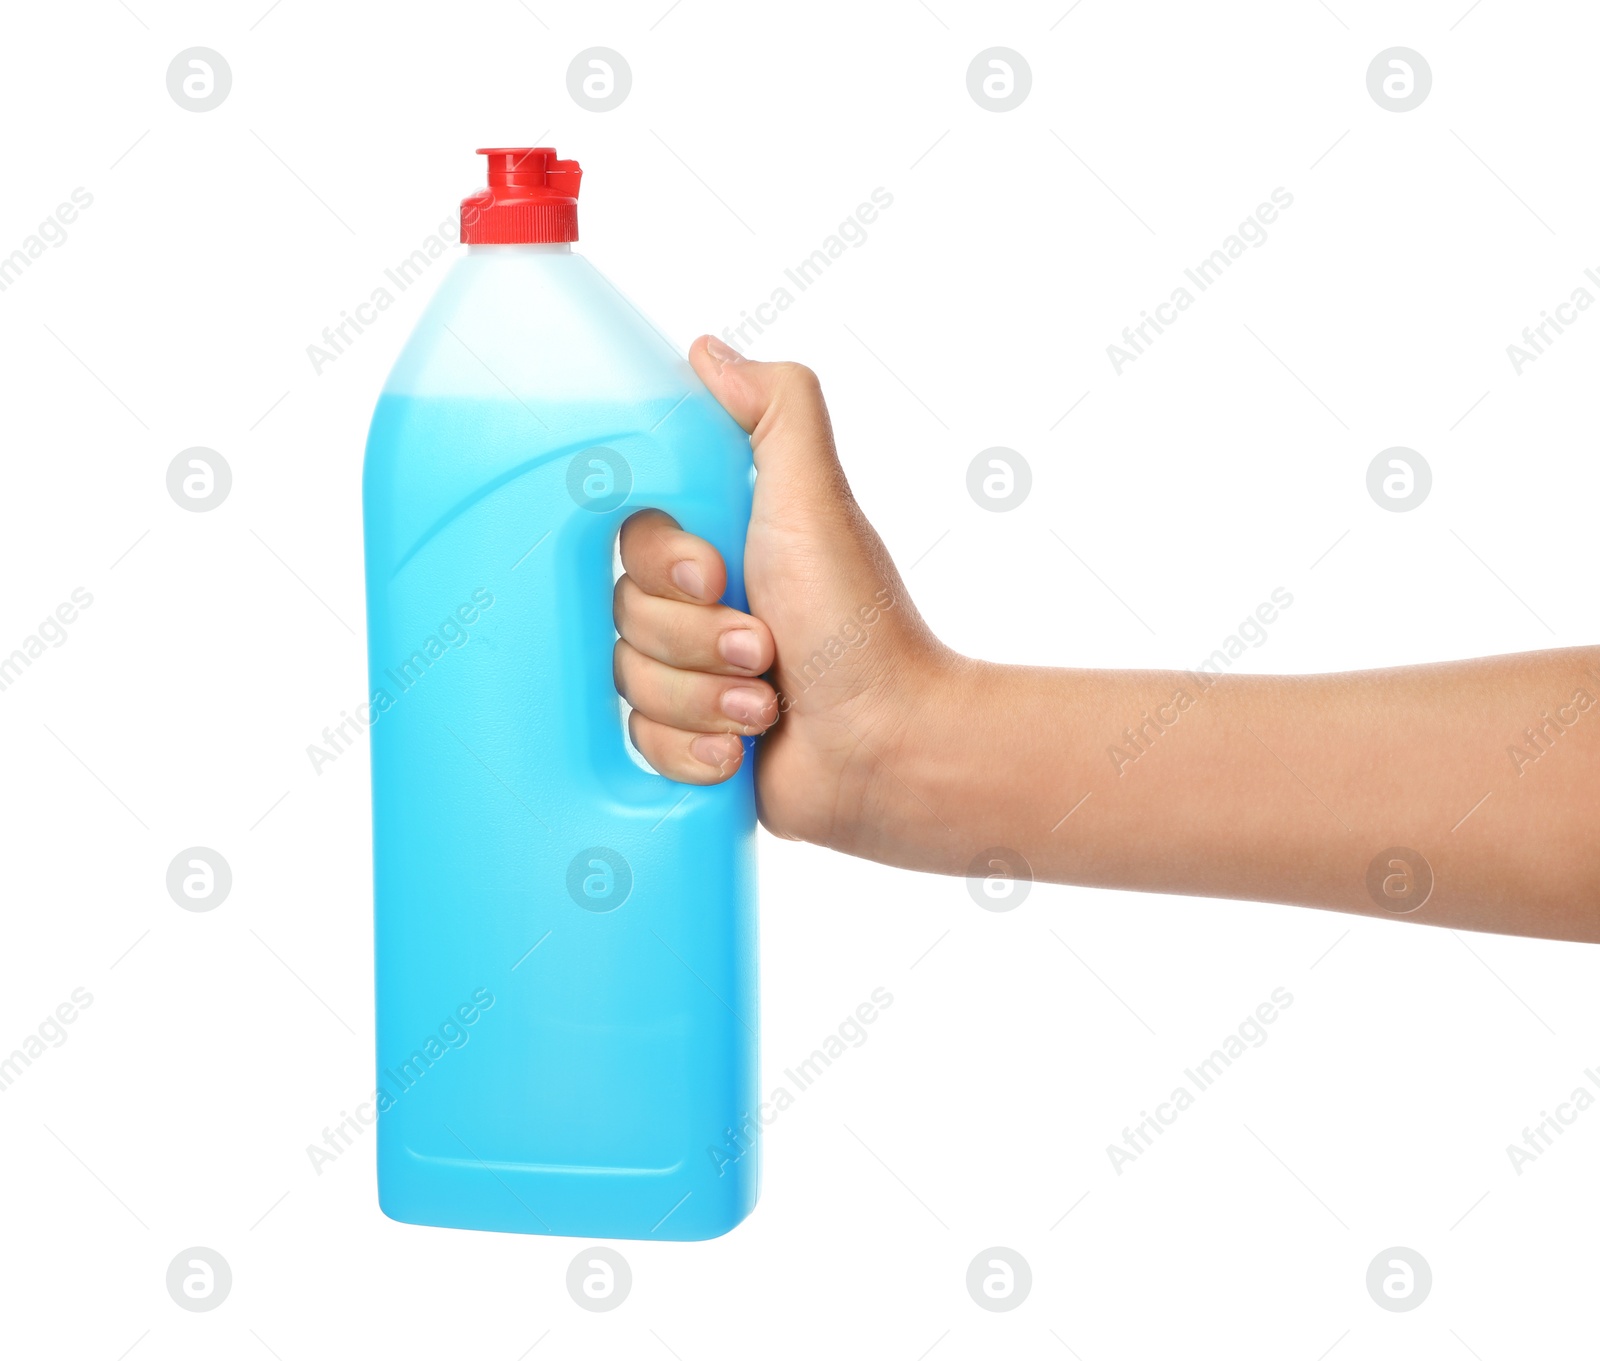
[[461, 147, 582, 244]]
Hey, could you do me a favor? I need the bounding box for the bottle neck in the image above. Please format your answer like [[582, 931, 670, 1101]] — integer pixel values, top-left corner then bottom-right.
[[466, 242, 574, 254]]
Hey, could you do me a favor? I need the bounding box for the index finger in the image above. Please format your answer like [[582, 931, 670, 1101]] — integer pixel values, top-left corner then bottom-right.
[[618, 509, 728, 605]]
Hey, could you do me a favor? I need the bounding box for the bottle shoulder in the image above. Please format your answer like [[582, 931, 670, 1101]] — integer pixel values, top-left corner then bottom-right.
[[382, 250, 695, 403]]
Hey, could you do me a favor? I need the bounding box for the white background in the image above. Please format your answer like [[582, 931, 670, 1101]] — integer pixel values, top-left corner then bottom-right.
[[1, 1, 1596, 1356]]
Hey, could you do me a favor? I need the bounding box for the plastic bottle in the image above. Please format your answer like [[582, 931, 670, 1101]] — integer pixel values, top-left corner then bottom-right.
[[362, 148, 758, 1240]]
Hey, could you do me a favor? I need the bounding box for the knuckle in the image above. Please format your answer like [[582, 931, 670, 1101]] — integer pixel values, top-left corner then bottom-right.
[[664, 525, 701, 557], [628, 714, 671, 773], [618, 515, 647, 558], [627, 507, 671, 532], [669, 609, 708, 663], [612, 577, 635, 632], [621, 510, 670, 563], [662, 664, 693, 717], [612, 643, 641, 705], [777, 361, 821, 397]]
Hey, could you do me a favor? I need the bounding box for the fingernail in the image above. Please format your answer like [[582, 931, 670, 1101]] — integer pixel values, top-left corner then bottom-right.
[[705, 335, 744, 367], [721, 686, 768, 726], [719, 629, 762, 670], [691, 734, 737, 769], [671, 559, 706, 600]]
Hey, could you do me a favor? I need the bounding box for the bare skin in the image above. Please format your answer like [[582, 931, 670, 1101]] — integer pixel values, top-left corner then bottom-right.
[[614, 335, 1600, 943]]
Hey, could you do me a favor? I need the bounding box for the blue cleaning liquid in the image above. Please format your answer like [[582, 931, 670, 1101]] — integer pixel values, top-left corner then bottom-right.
[[364, 380, 758, 1237]]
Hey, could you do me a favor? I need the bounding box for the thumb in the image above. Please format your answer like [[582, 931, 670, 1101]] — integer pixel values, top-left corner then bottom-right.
[[687, 334, 944, 725], [688, 336, 848, 506]]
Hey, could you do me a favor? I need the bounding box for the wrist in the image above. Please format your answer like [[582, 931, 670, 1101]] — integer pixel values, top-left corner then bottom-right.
[[838, 644, 990, 872]]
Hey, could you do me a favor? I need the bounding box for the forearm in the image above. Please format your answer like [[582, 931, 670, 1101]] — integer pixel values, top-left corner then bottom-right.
[[857, 647, 1600, 941], [611, 348, 1594, 940]]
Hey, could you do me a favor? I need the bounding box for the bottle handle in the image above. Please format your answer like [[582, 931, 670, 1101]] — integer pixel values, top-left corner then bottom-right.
[[554, 436, 751, 813]]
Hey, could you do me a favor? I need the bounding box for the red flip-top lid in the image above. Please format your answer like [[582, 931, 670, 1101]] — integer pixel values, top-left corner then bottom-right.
[[461, 147, 581, 244]]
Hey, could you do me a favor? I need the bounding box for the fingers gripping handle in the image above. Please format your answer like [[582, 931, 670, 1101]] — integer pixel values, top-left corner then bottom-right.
[[556, 438, 753, 812]]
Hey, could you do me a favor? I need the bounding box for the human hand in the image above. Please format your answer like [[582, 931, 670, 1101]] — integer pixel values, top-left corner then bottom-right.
[[613, 336, 949, 853], [616, 338, 1600, 940]]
